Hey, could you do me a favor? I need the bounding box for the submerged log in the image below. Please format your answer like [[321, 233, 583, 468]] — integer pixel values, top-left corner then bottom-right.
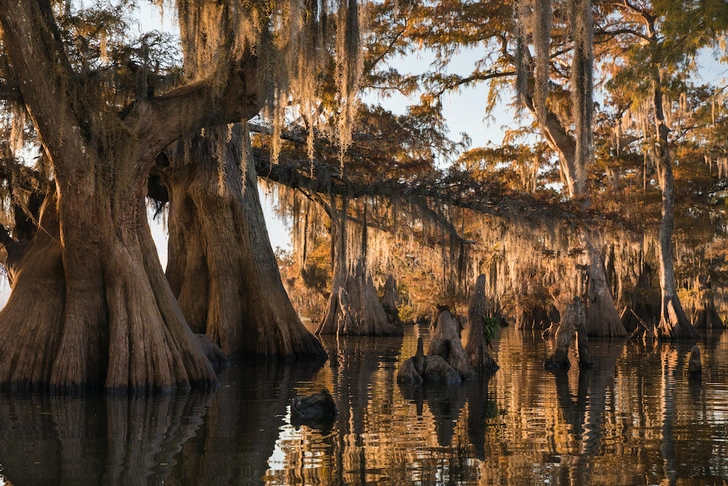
[[464, 275, 499, 371], [544, 297, 591, 370]]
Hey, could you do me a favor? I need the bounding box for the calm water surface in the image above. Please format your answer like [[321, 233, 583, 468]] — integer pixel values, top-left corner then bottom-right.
[[1, 325, 727, 485]]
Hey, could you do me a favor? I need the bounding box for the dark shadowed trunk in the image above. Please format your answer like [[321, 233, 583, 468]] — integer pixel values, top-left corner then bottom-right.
[[162, 124, 326, 359], [464, 274, 499, 370], [693, 276, 724, 329], [317, 200, 403, 336], [380, 274, 403, 326]]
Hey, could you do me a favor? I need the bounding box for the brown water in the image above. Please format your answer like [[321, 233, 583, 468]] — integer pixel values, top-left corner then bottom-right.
[[0, 325, 727, 485]]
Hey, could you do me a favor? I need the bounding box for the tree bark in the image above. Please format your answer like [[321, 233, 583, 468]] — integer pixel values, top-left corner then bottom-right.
[[0, 1, 264, 391], [544, 297, 590, 369], [163, 124, 326, 359], [464, 274, 499, 370], [316, 200, 403, 336], [692, 276, 724, 329], [584, 243, 627, 337], [380, 274, 403, 326], [650, 65, 699, 341], [522, 59, 624, 338]]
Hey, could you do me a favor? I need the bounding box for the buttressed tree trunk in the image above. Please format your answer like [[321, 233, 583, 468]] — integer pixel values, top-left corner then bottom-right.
[[0, 1, 260, 391], [464, 274, 499, 370], [518, 0, 624, 338], [544, 297, 591, 370], [650, 66, 699, 342], [584, 244, 627, 337], [316, 200, 403, 336], [162, 124, 326, 359], [693, 276, 724, 329]]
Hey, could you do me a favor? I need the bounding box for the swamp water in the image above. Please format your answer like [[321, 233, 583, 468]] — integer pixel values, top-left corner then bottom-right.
[[0, 325, 727, 485]]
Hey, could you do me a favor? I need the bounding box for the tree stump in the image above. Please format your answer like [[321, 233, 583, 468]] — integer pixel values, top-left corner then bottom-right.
[[544, 297, 590, 370], [688, 345, 702, 376], [429, 311, 476, 381], [464, 274, 499, 371]]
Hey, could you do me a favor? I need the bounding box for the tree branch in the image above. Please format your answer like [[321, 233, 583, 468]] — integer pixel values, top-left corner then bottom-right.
[[127, 56, 264, 160]]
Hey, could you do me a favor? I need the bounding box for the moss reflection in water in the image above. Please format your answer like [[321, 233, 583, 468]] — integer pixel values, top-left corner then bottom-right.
[[0, 326, 727, 484]]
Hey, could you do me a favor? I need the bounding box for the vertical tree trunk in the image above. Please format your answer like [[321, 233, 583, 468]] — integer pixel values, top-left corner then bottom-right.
[[0, 0, 262, 391], [163, 125, 326, 359], [464, 274, 499, 370], [584, 244, 628, 337], [693, 276, 724, 329], [544, 297, 590, 369], [650, 70, 699, 341], [0, 187, 218, 392], [380, 274, 403, 326], [518, 1, 625, 338], [316, 199, 403, 336]]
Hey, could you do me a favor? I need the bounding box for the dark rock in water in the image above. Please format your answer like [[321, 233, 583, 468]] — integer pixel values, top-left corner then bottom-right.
[[396, 359, 424, 385], [291, 389, 338, 429], [196, 334, 230, 371], [688, 345, 702, 377]]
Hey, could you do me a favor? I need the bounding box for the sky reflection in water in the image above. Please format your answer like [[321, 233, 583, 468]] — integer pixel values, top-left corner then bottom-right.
[[0, 325, 727, 485]]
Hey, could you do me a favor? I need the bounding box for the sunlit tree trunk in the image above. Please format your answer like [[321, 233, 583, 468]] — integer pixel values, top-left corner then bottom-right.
[[464, 274, 499, 370], [693, 276, 724, 329], [518, 0, 625, 337], [650, 62, 699, 341], [0, 1, 259, 391], [316, 199, 403, 336], [163, 125, 326, 359]]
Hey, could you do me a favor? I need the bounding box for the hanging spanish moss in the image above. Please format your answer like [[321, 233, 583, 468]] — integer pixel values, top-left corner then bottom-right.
[[335, 0, 364, 167], [569, 0, 594, 194], [513, 0, 531, 107], [533, 0, 552, 122]]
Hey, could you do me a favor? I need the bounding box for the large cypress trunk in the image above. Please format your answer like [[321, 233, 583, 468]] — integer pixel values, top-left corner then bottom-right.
[[583, 243, 627, 337], [0, 183, 217, 392], [0, 0, 261, 391], [163, 125, 326, 359]]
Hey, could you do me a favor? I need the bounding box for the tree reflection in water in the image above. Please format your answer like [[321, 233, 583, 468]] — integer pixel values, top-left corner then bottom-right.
[[0, 326, 728, 484]]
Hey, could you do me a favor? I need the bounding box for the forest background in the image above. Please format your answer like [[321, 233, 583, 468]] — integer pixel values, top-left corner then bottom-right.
[[1, 0, 728, 391]]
